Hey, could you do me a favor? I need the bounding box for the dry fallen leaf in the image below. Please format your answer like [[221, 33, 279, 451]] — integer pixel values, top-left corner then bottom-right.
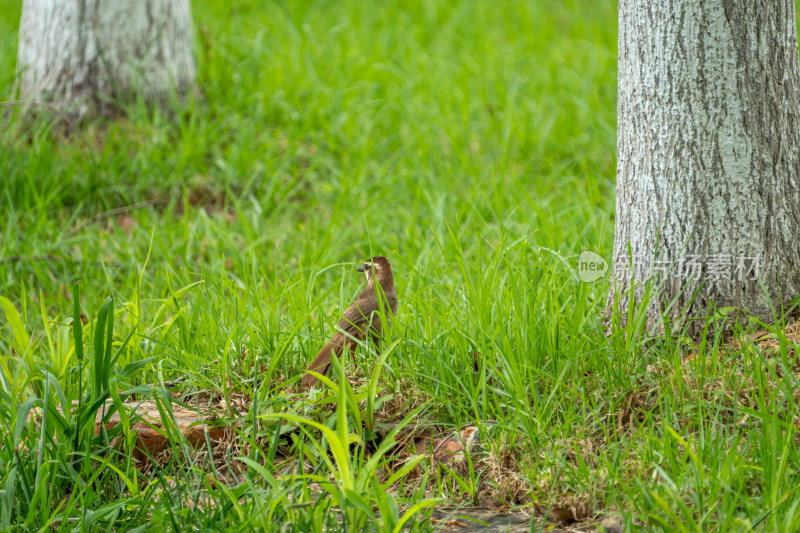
[[547, 506, 576, 526], [430, 518, 469, 529]]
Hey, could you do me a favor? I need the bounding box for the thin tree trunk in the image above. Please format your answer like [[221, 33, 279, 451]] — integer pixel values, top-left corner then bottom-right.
[[16, 0, 196, 122], [608, 1, 800, 334]]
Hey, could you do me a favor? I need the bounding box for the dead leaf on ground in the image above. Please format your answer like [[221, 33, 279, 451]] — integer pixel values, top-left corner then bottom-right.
[[546, 506, 577, 526]]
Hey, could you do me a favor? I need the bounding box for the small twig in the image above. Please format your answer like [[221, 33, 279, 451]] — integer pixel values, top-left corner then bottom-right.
[[120, 359, 219, 398], [120, 375, 186, 398], [162, 375, 189, 389], [432, 433, 454, 455], [63, 199, 164, 239]]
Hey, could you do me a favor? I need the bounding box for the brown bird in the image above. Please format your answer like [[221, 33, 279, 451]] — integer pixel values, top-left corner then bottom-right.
[[300, 256, 398, 387]]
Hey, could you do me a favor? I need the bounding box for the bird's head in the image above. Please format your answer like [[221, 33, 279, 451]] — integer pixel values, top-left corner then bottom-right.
[[357, 256, 393, 286]]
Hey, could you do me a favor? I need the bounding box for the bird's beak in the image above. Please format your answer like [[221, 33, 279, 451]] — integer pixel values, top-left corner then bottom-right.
[[356, 266, 365, 272]]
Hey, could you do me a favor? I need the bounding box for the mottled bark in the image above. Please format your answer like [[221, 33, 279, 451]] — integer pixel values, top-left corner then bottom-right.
[[16, 0, 196, 121], [609, 1, 800, 333]]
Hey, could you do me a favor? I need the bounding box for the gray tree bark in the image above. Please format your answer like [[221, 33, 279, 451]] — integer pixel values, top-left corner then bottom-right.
[[16, 0, 196, 121], [608, 1, 800, 334]]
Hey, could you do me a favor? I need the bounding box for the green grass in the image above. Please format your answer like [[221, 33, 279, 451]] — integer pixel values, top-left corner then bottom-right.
[[2, 0, 800, 531]]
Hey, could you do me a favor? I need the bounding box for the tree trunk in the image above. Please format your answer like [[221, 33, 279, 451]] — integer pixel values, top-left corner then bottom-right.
[[16, 0, 196, 122], [609, 1, 800, 334]]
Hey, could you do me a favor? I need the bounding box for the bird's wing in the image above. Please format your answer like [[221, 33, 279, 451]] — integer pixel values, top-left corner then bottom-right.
[[336, 297, 381, 333]]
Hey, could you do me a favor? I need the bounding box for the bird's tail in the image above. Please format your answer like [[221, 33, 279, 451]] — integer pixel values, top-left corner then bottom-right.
[[300, 335, 343, 387]]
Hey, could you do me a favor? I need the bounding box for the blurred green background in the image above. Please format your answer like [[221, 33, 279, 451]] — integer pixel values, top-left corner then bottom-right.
[[0, 0, 617, 309]]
